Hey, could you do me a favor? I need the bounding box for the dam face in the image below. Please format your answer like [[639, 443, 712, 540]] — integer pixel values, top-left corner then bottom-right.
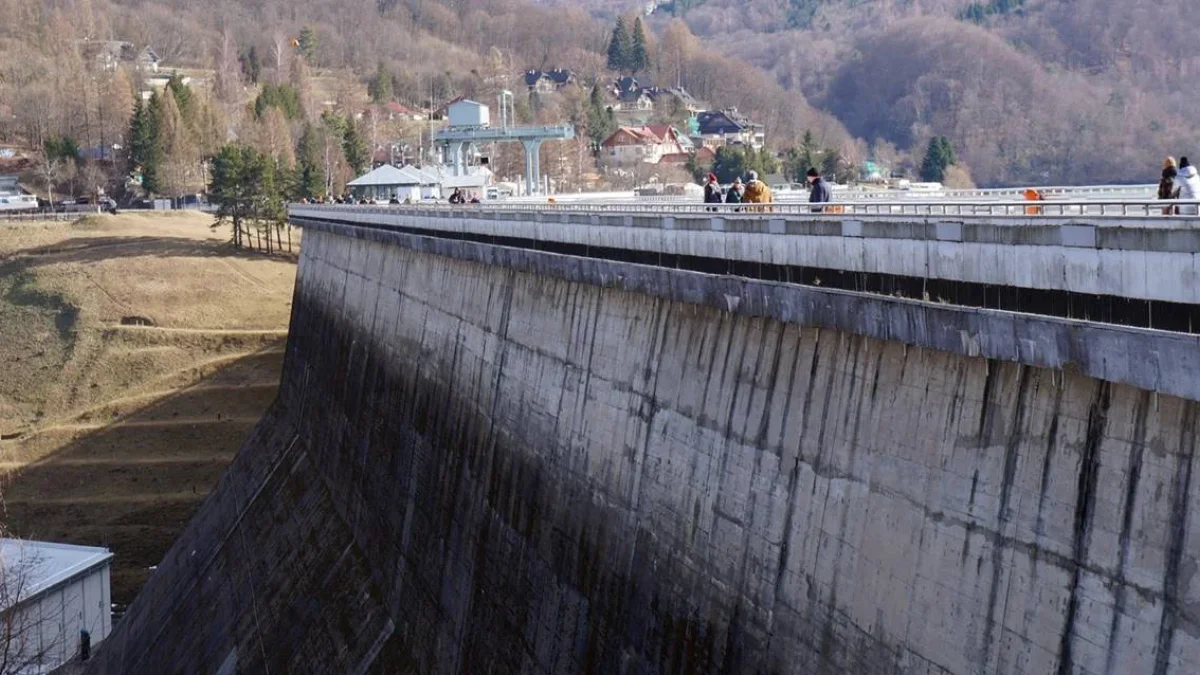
[[88, 212, 1200, 674]]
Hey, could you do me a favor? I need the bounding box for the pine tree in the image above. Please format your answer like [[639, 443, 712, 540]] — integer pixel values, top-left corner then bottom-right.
[[368, 62, 393, 104], [210, 144, 290, 251], [341, 118, 369, 174], [210, 144, 249, 247], [586, 84, 615, 148], [607, 18, 632, 72], [630, 18, 650, 73], [129, 95, 163, 194], [241, 46, 262, 84], [712, 146, 750, 184], [298, 26, 318, 63], [920, 136, 956, 182], [166, 73, 193, 121], [296, 123, 327, 199]]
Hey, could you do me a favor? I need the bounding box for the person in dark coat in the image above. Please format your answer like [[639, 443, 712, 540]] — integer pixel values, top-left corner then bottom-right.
[[725, 177, 743, 212], [1160, 156, 1179, 215], [807, 168, 832, 212], [704, 173, 723, 211]]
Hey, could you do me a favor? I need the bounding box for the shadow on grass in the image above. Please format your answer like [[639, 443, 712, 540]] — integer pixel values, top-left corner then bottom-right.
[[4, 235, 298, 269], [0, 343, 286, 610]]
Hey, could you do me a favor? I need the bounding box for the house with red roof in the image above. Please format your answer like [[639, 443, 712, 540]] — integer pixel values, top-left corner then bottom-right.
[[599, 125, 688, 165]]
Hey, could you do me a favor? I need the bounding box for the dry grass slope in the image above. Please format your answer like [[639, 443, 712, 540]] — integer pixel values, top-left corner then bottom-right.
[[0, 212, 298, 607]]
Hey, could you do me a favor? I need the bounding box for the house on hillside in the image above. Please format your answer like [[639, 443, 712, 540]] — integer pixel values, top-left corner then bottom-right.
[[611, 76, 657, 113], [659, 145, 715, 169], [138, 47, 162, 72], [645, 87, 705, 114], [600, 125, 688, 165], [695, 109, 765, 150], [523, 69, 575, 94], [76, 40, 160, 72]]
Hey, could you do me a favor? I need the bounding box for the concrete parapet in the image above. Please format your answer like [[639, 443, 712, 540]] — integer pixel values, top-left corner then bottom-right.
[[291, 205, 1200, 305]]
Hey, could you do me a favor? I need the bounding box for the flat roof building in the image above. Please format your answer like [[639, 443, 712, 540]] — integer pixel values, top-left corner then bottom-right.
[[0, 539, 113, 674]]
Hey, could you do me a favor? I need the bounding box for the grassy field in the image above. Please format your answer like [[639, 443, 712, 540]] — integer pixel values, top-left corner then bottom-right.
[[0, 212, 298, 607]]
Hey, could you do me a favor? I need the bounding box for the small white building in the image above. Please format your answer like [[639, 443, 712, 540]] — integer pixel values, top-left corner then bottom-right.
[[0, 539, 113, 674], [446, 100, 490, 129], [346, 164, 434, 202], [348, 163, 494, 202]]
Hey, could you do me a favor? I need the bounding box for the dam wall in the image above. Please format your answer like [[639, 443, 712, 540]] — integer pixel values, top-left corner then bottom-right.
[[88, 218, 1200, 674]]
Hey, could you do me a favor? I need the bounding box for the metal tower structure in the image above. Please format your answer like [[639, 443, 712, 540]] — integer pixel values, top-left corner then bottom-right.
[[435, 99, 575, 196]]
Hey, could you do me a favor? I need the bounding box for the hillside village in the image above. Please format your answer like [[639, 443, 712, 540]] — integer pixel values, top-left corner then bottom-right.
[[0, 7, 941, 213]]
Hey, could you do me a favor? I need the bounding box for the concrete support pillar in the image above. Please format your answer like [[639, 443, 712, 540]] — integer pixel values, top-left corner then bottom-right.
[[522, 140, 543, 195]]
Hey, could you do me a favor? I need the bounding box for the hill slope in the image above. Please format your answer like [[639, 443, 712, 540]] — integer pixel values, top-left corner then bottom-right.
[[0, 213, 296, 606], [555, 0, 1199, 185], [2, 0, 1190, 187]]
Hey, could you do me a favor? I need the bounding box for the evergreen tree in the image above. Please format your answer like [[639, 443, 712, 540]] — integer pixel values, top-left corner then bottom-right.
[[298, 26, 318, 62], [684, 150, 711, 183], [241, 46, 262, 84], [295, 123, 327, 199], [129, 95, 163, 194], [166, 73, 193, 121], [800, 130, 819, 172], [920, 136, 956, 182], [712, 146, 751, 184], [821, 147, 843, 183], [341, 118, 369, 174], [586, 84, 615, 148], [210, 144, 250, 247], [210, 144, 289, 251], [367, 62, 393, 104], [630, 18, 650, 73], [255, 83, 303, 120], [43, 136, 81, 162], [607, 18, 633, 72]]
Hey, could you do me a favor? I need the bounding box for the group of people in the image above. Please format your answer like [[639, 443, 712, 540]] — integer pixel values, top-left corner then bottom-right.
[[1160, 157, 1200, 215], [448, 188, 481, 204], [704, 168, 832, 211]]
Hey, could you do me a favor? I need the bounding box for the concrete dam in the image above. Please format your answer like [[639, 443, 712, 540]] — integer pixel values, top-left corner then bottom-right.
[[88, 204, 1200, 674]]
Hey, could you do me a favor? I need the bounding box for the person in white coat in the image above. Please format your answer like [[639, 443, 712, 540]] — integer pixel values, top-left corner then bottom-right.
[[1177, 156, 1200, 215]]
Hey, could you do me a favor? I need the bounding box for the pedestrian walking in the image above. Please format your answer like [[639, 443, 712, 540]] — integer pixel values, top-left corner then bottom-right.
[[1178, 157, 1200, 215], [742, 171, 772, 211], [704, 173, 723, 211], [1160, 157, 1180, 215], [807, 168, 832, 212], [725, 178, 743, 211]]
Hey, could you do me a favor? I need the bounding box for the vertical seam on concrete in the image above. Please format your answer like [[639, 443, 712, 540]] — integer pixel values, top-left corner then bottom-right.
[[1105, 390, 1152, 675], [981, 365, 1032, 671], [1057, 381, 1112, 675], [628, 299, 670, 517], [1152, 403, 1197, 675]]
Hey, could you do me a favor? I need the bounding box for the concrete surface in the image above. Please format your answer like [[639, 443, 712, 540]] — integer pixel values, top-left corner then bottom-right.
[[87, 221, 1200, 674], [291, 204, 1200, 305]]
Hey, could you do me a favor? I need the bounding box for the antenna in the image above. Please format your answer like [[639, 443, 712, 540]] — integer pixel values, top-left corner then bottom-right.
[[499, 90, 513, 129]]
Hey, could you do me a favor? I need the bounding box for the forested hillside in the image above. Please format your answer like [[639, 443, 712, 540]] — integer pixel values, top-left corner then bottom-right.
[[0, 0, 1191, 187], [0, 0, 848, 189], [558, 0, 1200, 185]]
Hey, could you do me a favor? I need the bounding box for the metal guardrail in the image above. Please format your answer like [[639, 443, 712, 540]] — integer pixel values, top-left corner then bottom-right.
[[296, 200, 1200, 220]]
